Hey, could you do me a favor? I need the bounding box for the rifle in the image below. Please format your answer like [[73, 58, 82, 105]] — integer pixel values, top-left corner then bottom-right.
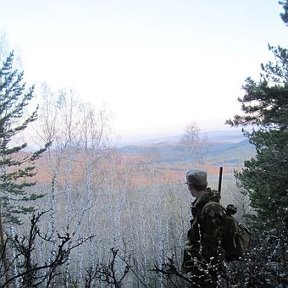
[[218, 166, 223, 196]]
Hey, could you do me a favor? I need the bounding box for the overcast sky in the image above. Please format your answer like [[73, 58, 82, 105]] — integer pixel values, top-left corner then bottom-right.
[[1, 0, 287, 143]]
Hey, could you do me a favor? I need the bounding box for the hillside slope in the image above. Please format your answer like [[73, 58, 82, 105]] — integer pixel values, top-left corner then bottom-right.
[[118, 130, 255, 167]]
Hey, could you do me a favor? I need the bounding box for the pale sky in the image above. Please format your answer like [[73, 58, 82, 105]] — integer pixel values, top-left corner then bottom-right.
[[1, 0, 287, 142]]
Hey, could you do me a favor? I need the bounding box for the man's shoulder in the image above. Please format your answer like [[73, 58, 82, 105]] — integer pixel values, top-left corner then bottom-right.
[[202, 201, 225, 217]]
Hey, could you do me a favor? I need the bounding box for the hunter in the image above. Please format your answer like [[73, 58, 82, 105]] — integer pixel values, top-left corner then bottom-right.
[[182, 169, 225, 288]]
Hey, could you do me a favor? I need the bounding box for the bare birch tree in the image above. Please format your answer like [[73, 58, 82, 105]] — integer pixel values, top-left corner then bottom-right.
[[178, 122, 208, 164]]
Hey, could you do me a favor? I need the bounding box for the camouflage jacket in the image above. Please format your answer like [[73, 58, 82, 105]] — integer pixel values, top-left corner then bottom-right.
[[183, 188, 225, 270]]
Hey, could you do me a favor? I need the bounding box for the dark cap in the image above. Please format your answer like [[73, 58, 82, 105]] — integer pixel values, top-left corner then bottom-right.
[[186, 170, 207, 186]]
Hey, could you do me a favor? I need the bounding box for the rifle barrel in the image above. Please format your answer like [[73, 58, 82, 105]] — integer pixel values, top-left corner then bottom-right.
[[218, 166, 223, 193]]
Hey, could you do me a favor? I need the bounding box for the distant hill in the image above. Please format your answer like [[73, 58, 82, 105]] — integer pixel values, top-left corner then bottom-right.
[[118, 129, 255, 167], [202, 129, 246, 143], [118, 128, 246, 146]]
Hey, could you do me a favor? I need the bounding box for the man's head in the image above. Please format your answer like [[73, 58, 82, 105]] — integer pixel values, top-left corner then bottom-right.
[[185, 170, 208, 198]]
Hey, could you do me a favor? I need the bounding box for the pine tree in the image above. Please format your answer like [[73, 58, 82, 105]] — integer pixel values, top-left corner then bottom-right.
[[0, 51, 49, 226], [280, 0, 288, 25], [226, 45, 288, 231]]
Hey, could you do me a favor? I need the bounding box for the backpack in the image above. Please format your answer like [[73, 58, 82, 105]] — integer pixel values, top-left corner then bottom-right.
[[201, 202, 251, 261]]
